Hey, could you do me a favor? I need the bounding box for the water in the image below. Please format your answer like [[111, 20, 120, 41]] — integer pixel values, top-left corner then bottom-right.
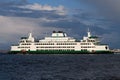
[[0, 53, 120, 80]]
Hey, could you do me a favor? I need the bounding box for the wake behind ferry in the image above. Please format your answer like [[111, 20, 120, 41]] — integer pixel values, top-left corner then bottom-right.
[[10, 30, 113, 54]]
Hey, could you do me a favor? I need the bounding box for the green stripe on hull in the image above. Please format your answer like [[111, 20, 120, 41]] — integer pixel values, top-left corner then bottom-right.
[[9, 50, 113, 54]]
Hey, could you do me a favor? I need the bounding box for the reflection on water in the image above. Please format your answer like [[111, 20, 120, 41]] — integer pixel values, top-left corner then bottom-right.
[[0, 53, 120, 80]]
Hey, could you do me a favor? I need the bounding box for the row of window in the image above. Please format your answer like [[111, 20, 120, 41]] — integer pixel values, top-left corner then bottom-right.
[[35, 43, 77, 45], [35, 43, 54, 45], [18, 47, 30, 48], [36, 49, 75, 51], [81, 46, 95, 48], [36, 46, 75, 48], [18, 46, 75, 49], [81, 43, 91, 45], [87, 40, 95, 42], [57, 43, 77, 45], [20, 41, 25, 43], [20, 40, 32, 43], [81, 49, 87, 51], [21, 44, 31, 45], [82, 40, 96, 42], [20, 43, 91, 45]]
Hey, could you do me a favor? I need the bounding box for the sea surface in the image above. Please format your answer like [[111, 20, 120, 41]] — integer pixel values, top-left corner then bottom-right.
[[0, 53, 120, 80]]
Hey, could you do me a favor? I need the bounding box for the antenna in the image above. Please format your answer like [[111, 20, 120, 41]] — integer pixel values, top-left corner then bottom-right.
[[87, 28, 91, 37]]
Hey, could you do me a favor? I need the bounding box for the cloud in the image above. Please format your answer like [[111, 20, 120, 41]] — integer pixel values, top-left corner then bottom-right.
[[0, 2, 67, 19], [0, 0, 119, 49], [18, 3, 67, 15], [0, 0, 27, 6], [102, 32, 120, 48], [80, 0, 120, 22], [0, 11, 107, 49], [0, 15, 65, 49]]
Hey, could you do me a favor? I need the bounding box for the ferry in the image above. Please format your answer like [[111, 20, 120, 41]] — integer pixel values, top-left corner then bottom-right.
[[10, 30, 113, 54]]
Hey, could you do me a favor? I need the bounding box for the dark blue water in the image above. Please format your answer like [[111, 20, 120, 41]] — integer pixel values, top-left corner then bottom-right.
[[0, 53, 120, 80]]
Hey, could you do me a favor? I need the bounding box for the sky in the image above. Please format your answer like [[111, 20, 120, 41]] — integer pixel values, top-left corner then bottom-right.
[[0, 0, 120, 49]]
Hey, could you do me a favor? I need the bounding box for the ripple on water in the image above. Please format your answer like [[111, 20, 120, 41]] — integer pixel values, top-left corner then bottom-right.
[[0, 54, 120, 80]]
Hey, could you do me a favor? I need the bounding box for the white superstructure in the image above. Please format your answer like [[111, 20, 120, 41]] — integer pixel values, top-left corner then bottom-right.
[[11, 30, 110, 52]]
